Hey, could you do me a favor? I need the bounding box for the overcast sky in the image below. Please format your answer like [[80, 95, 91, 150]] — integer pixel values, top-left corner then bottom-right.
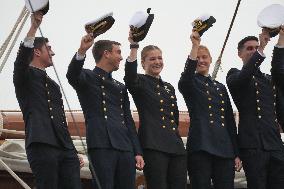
[[1, 0, 283, 111]]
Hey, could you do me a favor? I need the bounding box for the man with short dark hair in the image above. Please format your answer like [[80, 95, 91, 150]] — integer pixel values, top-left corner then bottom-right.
[[226, 27, 284, 189], [13, 12, 82, 189], [67, 33, 144, 189]]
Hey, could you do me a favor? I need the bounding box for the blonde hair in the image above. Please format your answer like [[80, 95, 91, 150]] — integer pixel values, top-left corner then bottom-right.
[[141, 45, 162, 62], [198, 45, 212, 59]]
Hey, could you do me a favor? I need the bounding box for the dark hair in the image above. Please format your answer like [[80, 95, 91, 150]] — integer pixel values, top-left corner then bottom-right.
[[34, 37, 49, 50], [141, 45, 162, 62], [92, 40, 121, 62], [237, 36, 258, 51]]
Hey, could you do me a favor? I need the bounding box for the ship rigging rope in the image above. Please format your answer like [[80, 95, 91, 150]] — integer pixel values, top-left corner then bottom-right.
[[0, 7, 30, 73], [211, 0, 242, 80], [25, 1, 102, 189]]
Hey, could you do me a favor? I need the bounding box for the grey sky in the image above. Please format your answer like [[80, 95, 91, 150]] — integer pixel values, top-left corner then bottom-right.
[[1, 0, 283, 111]]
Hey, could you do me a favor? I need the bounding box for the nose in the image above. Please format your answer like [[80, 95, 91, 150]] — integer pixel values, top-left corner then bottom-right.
[[50, 50, 55, 56]]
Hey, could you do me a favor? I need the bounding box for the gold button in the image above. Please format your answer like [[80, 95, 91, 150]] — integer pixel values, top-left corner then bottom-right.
[[258, 115, 262, 119], [171, 104, 175, 107], [49, 108, 52, 111], [102, 92, 106, 96], [122, 121, 125, 124], [214, 82, 217, 85], [209, 113, 213, 117], [210, 120, 214, 123], [221, 101, 224, 104], [121, 105, 123, 109], [48, 100, 51, 103], [171, 112, 174, 116], [209, 105, 212, 109], [121, 113, 124, 116], [208, 97, 212, 101], [255, 83, 258, 86], [101, 86, 105, 89], [275, 119, 278, 122], [221, 115, 224, 119], [206, 91, 210, 94], [47, 91, 50, 95], [158, 92, 161, 95], [206, 83, 209, 86], [104, 115, 107, 119], [160, 99, 164, 103], [257, 107, 260, 111], [256, 91, 259, 94], [274, 102, 276, 106], [274, 94, 276, 98], [252, 76, 255, 79], [120, 91, 123, 94], [120, 99, 123, 102], [171, 96, 174, 99], [160, 108, 164, 112], [217, 87, 219, 90], [221, 108, 224, 111], [172, 128, 176, 131], [171, 120, 175, 123], [102, 77, 105, 80], [45, 84, 48, 87], [222, 123, 225, 127], [103, 100, 106, 104], [103, 108, 107, 112], [157, 84, 160, 88], [162, 125, 166, 128], [257, 100, 260, 103], [51, 116, 54, 119], [220, 94, 223, 96], [162, 117, 165, 120], [273, 86, 276, 90]]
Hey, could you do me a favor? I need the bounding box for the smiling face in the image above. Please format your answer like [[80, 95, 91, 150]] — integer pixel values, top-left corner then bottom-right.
[[106, 44, 123, 71], [141, 46, 163, 78], [238, 40, 259, 64], [196, 45, 212, 76]]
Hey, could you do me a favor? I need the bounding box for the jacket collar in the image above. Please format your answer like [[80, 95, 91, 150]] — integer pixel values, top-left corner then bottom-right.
[[93, 66, 112, 79]]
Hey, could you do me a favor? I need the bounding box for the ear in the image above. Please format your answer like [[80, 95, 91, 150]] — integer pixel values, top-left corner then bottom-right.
[[141, 60, 145, 69], [238, 50, 242, 58], [34, 49, 41, 57], [103, 50, 110, 59]]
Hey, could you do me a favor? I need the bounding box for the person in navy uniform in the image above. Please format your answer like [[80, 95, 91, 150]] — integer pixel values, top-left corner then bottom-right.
[[124, 31, 187, 189], [178, 30, 241, 189], [66, 33, 144, 189], [13, 12, 82, 189], [226, 27, 284, 189]]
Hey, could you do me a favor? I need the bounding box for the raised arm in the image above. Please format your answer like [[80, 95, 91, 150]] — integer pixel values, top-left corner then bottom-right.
[[13, 12, 42, 87], [227, 31, 270, 88], [66, 33, 94, 89], [178, 30, 200, 95], [271, 26, 284, 90], [124, 29, 142, 92]]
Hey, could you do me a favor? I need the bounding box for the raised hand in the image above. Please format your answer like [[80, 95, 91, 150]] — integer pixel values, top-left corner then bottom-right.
[[27, 11, 43, 38], [277, 25, 284, 46], [258, 28, 271, 54], [78, 33, 94, 56]]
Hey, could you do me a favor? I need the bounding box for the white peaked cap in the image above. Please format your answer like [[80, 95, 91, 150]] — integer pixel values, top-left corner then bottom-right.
[[191, 13, 211, 26], [25, 0, 49, 13], [85, 12, 114, 27], [257, 4, 284, 28], [129, 11, 149, 28]]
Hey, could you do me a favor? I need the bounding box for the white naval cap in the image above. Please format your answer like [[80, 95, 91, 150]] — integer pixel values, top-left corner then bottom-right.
[[257, 4, 284, 37], [192, 13, 216, 36], [85, 12, 115, 38], [25, 0, 49, 15], [129, 8, 154, 42]]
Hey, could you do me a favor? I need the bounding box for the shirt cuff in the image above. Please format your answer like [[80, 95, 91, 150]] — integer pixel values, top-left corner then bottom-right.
[[23, 37, 35, 48], [275, 45, 284, 48], [126, 56, 137, 62], [76, 52, 86, 60]]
